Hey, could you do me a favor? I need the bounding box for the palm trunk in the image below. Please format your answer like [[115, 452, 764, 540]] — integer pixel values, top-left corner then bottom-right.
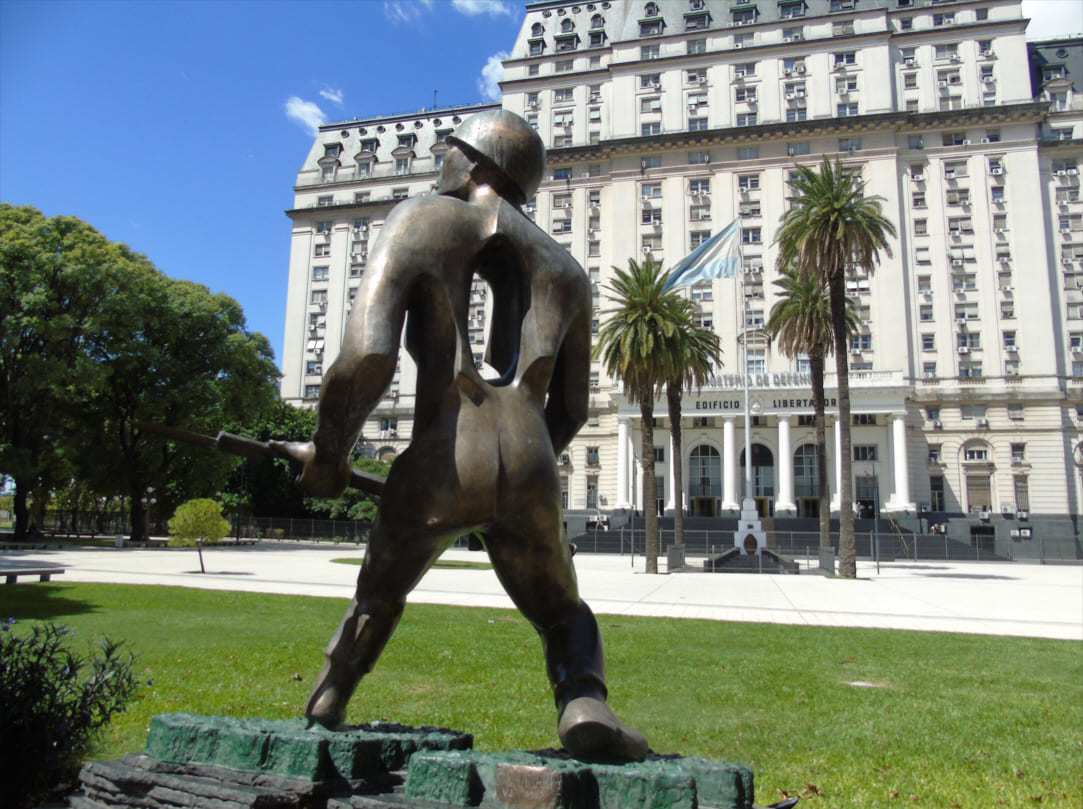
[[666, 384, 684, 548], [639, 394, 659, 574], [829, 272, 856, 577], [810, 354, 831, 549]]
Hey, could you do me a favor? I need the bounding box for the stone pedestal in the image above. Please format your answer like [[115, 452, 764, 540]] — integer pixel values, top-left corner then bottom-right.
[[71, 714, 766, 809]]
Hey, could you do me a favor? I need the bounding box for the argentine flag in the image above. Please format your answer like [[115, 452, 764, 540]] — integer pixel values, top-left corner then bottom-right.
[[663, 217, 741, 291]]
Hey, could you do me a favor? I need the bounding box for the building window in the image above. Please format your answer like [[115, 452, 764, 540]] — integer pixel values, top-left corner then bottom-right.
[[304, 385, 321, 399], [642, 122, 662, 137], [854, 445, 878, 461], [738, 146, 759, 160], [689, 150, 710, 164], [741, 227, 761, 244], [687, 38, 706, 55]]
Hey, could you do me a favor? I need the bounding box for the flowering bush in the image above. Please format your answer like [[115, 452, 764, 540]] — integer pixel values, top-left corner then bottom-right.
[[0, 620, 140, 809]]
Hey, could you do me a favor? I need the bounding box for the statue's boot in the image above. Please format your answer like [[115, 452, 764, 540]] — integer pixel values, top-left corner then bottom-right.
[[543, 602, 649, 762], [558, 688, 649, 762], [305, 597, 404, 729]]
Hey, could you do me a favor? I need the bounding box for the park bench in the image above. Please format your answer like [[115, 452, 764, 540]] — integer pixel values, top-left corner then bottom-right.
[[1, 565, 65, 584]]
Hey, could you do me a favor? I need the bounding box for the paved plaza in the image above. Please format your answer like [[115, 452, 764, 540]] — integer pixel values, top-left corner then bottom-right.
[[3, 543, 1081, 641]]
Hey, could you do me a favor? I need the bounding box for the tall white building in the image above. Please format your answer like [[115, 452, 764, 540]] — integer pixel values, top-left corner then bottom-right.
[[282, 1, 1082, 554]]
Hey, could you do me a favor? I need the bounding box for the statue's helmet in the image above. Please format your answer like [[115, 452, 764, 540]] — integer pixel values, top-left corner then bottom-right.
[[447, 109, 546, 205]]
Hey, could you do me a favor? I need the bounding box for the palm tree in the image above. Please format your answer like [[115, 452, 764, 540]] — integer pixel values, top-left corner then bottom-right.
[[765, 268, 857, 551], [776, 157, 896, 578], [594, 255, 692, 574], [664, 308, 722, 550]]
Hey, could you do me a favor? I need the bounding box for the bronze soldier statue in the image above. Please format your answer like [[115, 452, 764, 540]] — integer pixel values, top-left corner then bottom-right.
[[274, 109, 647, 762]]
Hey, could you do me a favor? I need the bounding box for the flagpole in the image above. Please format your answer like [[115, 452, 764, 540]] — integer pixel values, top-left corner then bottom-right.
[[739, 235, 752, 512]]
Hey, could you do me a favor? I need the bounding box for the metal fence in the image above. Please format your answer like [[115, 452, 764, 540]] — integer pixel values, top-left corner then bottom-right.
[[571, 526, 1081, 565]]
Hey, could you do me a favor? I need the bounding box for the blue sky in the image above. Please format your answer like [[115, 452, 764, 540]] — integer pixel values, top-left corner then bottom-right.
[[1, 0, 1078, 372]]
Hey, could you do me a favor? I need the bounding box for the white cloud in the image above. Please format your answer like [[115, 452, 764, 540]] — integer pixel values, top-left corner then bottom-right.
[[453, 0, 513, 17], [284, 96, 326, 136], [478, 52, 508, 102], [1022, 0, 1083, 40], [384, 0, 434, 25], [319, 87, 344, 106]]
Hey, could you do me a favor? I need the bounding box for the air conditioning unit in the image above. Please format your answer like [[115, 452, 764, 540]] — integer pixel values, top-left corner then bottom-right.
[[1016, 510, 1029, 521], [990, 167, 1004, 176], [1067, 168, 1080, 176], [797, 65, 806, 73], [938, 80, 948, 88], [950, 55, 962, 63], [976, 417, 989, 427], [527, 101, 539, 110], [904, 57, 916, 67], [955, 316, 968, 325], [735, 70, 746, 79], [945, 170, 956, 179], [924, 372, 937, 380], [785, 92, 796, 100], [978, 510, 991, 522], [560, 453, 571, 465], [735, 42, 744, 48], [932, 419, 943, 429], [850, 347, 863, 355], [982, 77, 995, 85], [1055, 170, 1068, 176], [1000, 286, 1013, 293], [952, 259, 964, 267], [961, 139, 971, 145], [957, 346, 970, 354], [912, 173, 925, 181], [980, 49, 994, 58]]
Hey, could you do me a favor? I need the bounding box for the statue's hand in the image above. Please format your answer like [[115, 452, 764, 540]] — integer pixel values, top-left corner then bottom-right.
[[268, 441, 351, 498]]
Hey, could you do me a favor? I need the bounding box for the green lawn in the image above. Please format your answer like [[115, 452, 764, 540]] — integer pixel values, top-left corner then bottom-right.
[[1, 582, 1079, 808]]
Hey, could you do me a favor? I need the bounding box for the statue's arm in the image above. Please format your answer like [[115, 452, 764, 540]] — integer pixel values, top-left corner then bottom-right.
[[545, 306, 591, 456], [283, 225, 415, 497]]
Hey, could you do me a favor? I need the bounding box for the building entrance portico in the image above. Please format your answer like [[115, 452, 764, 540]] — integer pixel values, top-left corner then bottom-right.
[[613, 374, 915, 519]]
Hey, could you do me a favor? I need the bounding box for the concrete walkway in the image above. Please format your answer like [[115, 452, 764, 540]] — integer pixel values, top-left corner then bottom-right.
[[2, 543, 1080, 641]]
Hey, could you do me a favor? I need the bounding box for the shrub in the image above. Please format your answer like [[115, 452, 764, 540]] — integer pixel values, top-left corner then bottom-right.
[[0, 620, 140, 809], [168, 498, 230, 547]]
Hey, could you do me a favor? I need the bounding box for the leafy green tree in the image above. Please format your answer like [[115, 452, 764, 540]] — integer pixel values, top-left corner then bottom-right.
[[766, 268, 857, 550], [169, 498, 230, 573], [663, 303, 722, 549], [70, 250, 279, 541], [0, 205, 280, 542], [776, 158, 896, 578], [0, 205, 122, 538], [595, 256, 695, 574], [168, 498, 230, 545]]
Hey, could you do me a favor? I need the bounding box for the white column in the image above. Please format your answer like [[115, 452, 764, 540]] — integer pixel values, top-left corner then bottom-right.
[[831, 418, 842, 511], [722, 417, 739, 510], [616, 417, 631, 509], [887, 414, 914, 511], [776, 416, 796, 513]]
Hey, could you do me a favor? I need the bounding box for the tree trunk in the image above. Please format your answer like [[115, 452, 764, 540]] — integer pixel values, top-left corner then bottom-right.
[[810, 354, 831, 549], [129, 481, 147, 543], [13, 480, 30, 540], [639, 394, 658, 574], [829, 272, 856, 577], [666, 384, 684, 549]]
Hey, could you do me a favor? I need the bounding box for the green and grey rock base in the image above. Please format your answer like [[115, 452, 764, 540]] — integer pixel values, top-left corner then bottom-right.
[[70, 713, 772, 809]]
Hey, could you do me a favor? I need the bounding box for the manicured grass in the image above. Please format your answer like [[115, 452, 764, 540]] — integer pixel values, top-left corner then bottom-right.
[[332, 557, 493, 571], [0, 582, 1079, 808]]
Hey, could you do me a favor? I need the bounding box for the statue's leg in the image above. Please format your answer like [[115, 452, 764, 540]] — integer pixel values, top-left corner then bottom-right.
[[484, 519, 649, 762], [305, 516, 448, 728]]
